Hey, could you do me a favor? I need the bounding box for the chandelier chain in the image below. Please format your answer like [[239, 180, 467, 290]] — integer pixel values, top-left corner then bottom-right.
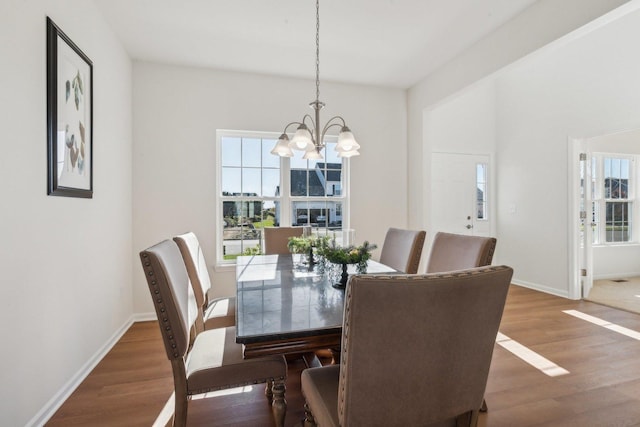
[[315, 0, 320, 102]]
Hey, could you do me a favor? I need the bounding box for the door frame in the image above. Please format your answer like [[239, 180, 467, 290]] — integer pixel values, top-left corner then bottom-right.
[[568, 137, 592, 300]]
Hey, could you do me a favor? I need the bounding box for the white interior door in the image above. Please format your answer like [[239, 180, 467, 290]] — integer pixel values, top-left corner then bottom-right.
[[431, 152, 492, 237]]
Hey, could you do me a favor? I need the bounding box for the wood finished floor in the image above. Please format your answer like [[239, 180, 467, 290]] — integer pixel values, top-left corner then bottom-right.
[[47, 285, 640, 426]]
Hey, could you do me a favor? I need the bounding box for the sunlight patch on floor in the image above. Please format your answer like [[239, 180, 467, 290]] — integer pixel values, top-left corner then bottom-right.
[[153, 386, 256, 426], [153, 392, 174, 427], [496, 332, 570, 377], [563, 310, 640, 340]]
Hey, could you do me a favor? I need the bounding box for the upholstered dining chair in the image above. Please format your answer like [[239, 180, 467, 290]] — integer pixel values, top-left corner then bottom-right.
[[140, 239, 287, 427], [301, 265, 513, 427], [263, 226, 303, 255], [174, 232, 235, 330], [425, 232, 497, 273], [378, 227, 426, 273], [425, 231, 498, 413]]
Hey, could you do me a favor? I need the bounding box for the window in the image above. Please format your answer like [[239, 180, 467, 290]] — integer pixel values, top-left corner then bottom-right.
[[217, 130, 349, 264], [476, 163, 488, 220], [591, 154, 635, 244]]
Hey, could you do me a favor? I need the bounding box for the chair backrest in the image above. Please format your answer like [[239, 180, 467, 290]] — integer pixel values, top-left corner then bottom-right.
[[140, 239, 198, 361], [174, 232, 211, 311], [263, 227, 303, 255], [338, 266, 513, 426], [426, 232, 497, 273], [378, 227, 426, 273]]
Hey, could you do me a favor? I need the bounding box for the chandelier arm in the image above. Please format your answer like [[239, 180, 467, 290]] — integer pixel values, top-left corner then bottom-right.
[[301, 114, 315, 127], [282, 121, 304, 133], [320, 116, 347, 140]]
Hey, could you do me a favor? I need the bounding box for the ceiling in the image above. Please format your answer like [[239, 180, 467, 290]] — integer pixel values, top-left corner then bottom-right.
[[93, 0, 539, 89]]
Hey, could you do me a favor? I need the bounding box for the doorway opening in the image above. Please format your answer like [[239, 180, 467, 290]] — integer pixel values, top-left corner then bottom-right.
[[569, 129, 640, 312]]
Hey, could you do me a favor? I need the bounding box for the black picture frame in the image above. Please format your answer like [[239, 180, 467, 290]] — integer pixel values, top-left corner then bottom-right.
[[46, 17, 93, 198]]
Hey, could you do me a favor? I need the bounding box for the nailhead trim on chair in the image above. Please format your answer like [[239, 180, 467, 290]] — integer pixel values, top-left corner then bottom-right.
[[141, 252, 180, 358]]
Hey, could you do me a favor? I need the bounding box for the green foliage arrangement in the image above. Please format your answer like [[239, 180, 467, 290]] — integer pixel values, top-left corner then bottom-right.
[[287, 235, 331, 254], [318, 240, 377, 274]]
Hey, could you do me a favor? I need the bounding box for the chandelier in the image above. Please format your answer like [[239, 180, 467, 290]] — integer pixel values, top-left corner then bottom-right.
[[270, 0, 360, 160]]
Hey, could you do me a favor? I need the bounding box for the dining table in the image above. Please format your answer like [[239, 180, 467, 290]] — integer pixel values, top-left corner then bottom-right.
[[235, 253, 396, 360]]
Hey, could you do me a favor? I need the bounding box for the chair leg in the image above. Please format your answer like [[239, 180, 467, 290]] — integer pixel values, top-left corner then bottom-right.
[[470, 409, 480, 427], [271, 379, 287, 427], [303, 403, 317, 427], [173, 389, 188, 427], [171, 360, 188, 427], [455, 409, 480, 427]]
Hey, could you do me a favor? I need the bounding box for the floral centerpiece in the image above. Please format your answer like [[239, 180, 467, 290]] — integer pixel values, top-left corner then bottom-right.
[[287, 235, 331, 268], [318, 240, 377, 288]]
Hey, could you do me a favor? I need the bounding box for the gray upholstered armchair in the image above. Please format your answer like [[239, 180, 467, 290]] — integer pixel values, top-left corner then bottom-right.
[[379, 227, 427, 273], [174, 232, 235, 329], [301, 265, 513, 427], [140, 239, 287, 427], [426, 232, 497, 273]]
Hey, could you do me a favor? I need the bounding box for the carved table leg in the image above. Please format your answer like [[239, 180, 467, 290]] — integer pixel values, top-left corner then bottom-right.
[[265, 379, 273, 403], [271, 380, 287, 427]]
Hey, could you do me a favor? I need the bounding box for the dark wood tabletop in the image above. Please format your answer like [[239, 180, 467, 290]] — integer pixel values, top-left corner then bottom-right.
[[235, 254, 395, 358]]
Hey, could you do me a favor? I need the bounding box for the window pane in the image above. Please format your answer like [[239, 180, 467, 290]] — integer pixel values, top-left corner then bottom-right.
[[221, 137, 241, 167], [292, 201, 309, 226], [291, 160, 343, 197], [476, 163, 487, 220], [222, 202, 260, 260], [291, 170, 309, 196], [221, 167, 241, 195], [324, 142, 340, 164], [262, 168, 279, 197], [262, 139, 279, 168], [291, 154, 307, 170], [242, 168, 261, 196], [604, 157, 630, 199], [606, 201, 631, 242], [242, 138, 262, 167]]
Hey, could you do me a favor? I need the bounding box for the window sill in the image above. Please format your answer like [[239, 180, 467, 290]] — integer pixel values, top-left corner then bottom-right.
[[593, 243, 640, 248], [214, 263, 236, 273]]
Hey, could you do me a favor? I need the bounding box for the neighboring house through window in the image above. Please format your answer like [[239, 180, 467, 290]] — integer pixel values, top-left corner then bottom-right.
[[217, 130, 349, 264]]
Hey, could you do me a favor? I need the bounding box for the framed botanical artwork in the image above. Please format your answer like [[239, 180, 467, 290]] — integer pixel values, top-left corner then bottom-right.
[[46, 17, 93, 198]]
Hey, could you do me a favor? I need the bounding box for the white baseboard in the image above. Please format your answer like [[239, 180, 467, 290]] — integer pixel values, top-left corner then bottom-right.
[[26, 314, 142, 427], [512, 279, 571, 299], [133, 311, 158, 322]]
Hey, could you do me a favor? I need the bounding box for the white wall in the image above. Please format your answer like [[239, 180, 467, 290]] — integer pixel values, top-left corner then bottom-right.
[[0, 1, 132, 426], [408, 0, 638, 297], [132, 62, 406, 313], [416, 3, 640, 297], [422, 79, 497, 255], [494, 6, 640, 296], [407, 0, 630, 231]]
